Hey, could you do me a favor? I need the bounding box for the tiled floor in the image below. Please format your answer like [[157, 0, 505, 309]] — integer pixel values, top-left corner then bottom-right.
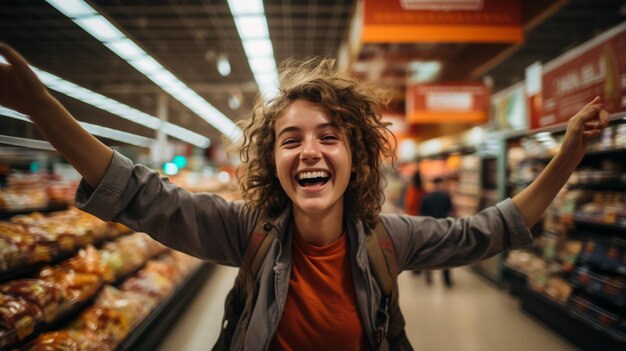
[[157, 266, 578, 350]]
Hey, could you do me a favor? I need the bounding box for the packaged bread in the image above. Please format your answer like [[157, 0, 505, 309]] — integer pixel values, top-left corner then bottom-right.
[[0, 279, 66, 323], [0, 293, 42, 347], [24, 330, 81, 351]]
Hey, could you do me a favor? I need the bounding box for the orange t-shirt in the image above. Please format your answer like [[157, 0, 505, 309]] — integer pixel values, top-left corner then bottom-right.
[[269, 232, 369, 351]]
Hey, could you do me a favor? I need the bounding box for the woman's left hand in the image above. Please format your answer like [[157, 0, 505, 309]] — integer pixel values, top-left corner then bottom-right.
[[560, 96, 610, 164]]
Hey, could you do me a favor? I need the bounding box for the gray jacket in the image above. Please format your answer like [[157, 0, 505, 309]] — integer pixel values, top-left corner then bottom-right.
[[76, 151, 532, 350]]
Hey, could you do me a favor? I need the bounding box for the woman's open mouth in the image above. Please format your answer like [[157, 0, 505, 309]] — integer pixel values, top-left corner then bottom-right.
[[296, 170, 330, 188]]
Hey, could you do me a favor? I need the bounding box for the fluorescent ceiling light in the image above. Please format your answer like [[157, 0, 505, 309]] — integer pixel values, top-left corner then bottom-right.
[[227, 0, 280, 101], [233, 16, 269, 39], [31, 67, 162, 130], [75, 16, 125, 42], [45, 0, 242, 143], [0, 106, 30, 122], [163, 122, 211, 148], [80, 123, 154, 147], [147, 70, 180, 87], [105, 39, 144, 60], [46, 0, 96, 17], [249, 57, 276, 74], [128, 55, 164, 75], [242, 39, 274, 58], [27, 66, 210, 147], [228, 0, 263, 15], [0, 106, 155, 148]]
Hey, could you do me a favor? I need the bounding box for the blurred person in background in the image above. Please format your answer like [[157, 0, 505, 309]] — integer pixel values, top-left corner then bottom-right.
[[420, 177, 455, 287], [403, 170, 425, 217]]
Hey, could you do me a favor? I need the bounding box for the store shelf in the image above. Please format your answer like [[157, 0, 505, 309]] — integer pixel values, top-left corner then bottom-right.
[[578, 256, 626, 275], [6, 247, 169, 350], [502, 265, 527, 297], [573, 219, 626, 235], [0, 231, 133, 284], [519, 285, 626, 351], [117, 262, 213, 351], [534, 148, 626, 163], [584, 148, 626, 159], [9, 286, 103, 350], [0, 205, 69, 220], [0, 251, 75, 284], [569, 183, 626, 192], [570, 282, 626, 308]]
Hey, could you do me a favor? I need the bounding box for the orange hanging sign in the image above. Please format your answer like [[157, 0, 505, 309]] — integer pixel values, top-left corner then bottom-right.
[[406, 83, 490, 123], [362, 0, 523, 43]]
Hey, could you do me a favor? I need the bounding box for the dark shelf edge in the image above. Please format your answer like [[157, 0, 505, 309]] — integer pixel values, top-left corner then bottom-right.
[[0, 205, 69, 220], [519, 285, 626, 351]]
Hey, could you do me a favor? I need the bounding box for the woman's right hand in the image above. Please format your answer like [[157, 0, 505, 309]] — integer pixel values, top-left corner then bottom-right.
[[0, 43, 51, 117]]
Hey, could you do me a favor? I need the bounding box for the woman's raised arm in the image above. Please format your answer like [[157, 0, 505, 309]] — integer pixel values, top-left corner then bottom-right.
[[0, 44, 113, 188], [512, 97, 610, 227]]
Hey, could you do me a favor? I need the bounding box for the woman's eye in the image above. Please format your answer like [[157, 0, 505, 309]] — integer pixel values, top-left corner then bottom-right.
[[282, 138, 297, 145], [321, 135, 338, 141]]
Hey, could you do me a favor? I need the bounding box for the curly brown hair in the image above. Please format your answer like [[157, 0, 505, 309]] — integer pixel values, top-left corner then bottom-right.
[[236, 58, 396, 227]]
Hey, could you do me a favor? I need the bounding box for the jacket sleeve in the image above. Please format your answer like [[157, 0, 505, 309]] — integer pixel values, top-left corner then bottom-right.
[[382, 198, 532, 271], [74, 150, 258, 267]]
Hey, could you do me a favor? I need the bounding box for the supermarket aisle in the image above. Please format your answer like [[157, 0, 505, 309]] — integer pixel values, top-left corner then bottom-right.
[[399, 268, 577, 351], [158, 265, 578, 350], [157, 265, 238, 351]]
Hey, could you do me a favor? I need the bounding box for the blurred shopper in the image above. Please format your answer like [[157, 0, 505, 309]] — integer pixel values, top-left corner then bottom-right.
[[403, 171, 425, 216], [0, 44, 610, 351], [420, 177, 454, 287]]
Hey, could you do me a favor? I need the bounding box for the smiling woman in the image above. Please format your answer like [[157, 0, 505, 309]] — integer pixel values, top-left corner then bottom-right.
[[273, 100, 353, 245], [237, 58, 395, 230], [0, 44, 609, 351]]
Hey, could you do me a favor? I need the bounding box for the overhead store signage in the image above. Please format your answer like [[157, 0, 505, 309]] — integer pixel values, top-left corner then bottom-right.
[[406, 83, 490, 123], [535, 24, 626, 130], [361, 0, 523, 43]]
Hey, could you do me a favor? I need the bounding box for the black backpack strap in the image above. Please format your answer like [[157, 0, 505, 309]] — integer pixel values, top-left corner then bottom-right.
[[213, 217, 277, 351]]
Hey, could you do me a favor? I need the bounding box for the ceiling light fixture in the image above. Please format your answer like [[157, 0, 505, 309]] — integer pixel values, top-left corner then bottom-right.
[[228, 89, 242, 110], [217, 53, 231, 76], [0, 61, 211, 148], [0, 106, 155, 148], [227, 0, 279, 99], [45, 0, 242, 142]]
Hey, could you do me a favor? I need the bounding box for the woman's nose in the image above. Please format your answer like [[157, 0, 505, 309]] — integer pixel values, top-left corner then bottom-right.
[[300, 138, 321, 162]]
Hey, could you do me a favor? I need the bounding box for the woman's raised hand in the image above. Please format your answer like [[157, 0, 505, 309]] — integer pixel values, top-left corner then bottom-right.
[[0, 43, 51, 116], [560, 96, 610, 164]]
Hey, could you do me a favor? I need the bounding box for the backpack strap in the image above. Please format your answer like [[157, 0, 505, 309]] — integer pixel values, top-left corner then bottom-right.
[[213, 217, 277, 351], [366, 218, 411, 350], [366, 219, 397, 296], [242, 219, 277, 277]]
